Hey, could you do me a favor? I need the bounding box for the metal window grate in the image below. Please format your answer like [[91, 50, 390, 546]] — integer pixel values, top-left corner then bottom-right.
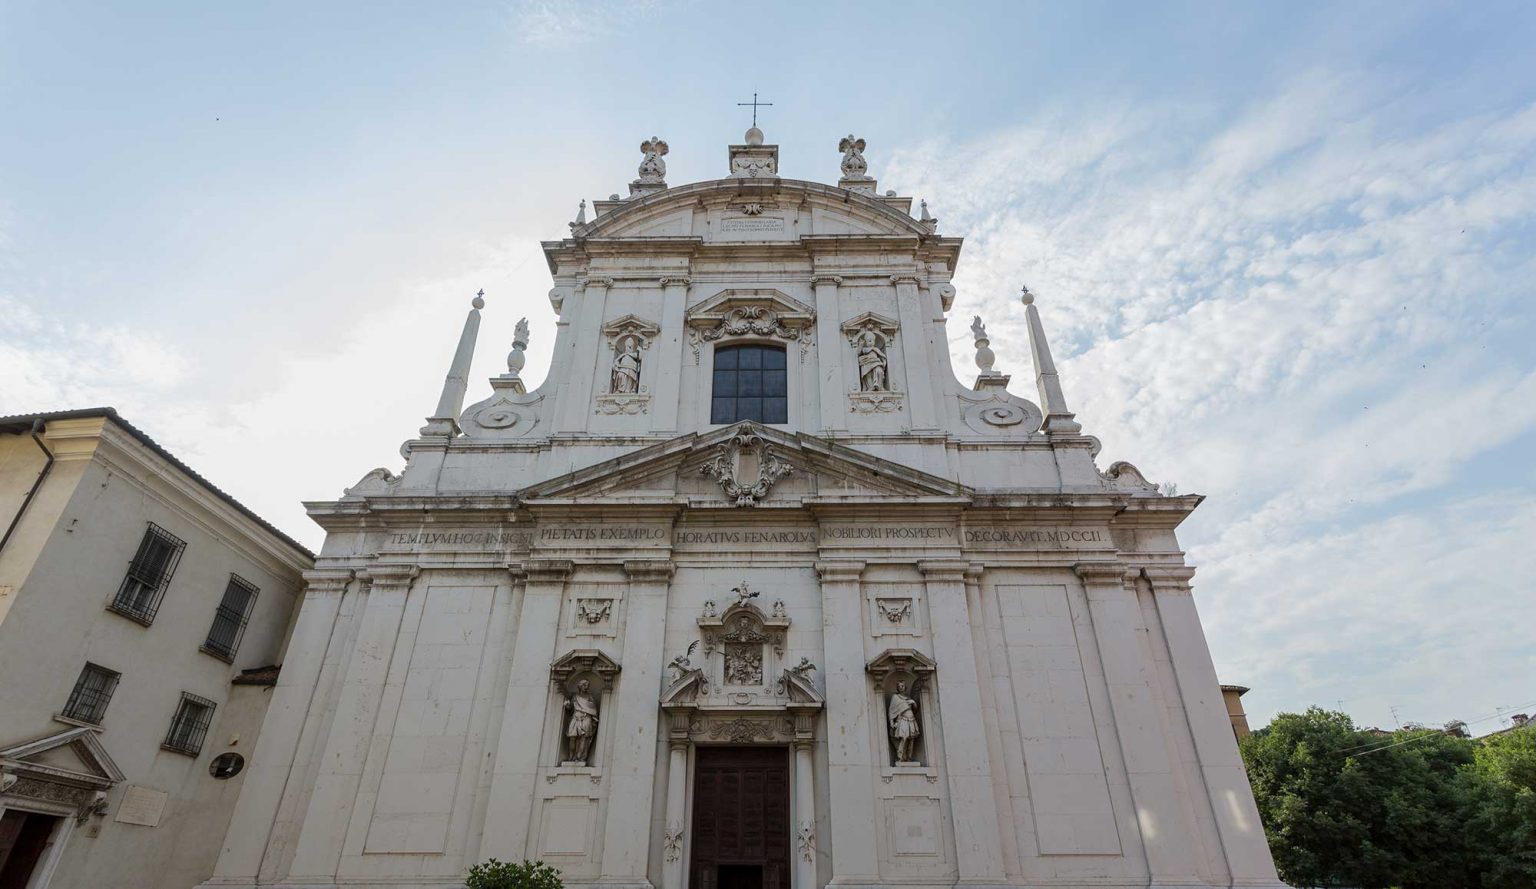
[[62, 663, 121, 724], [710, 344, 788, 424], [109, 522, 186, 625], [163, 692, 216, 756], [201, 574, 259, 662]]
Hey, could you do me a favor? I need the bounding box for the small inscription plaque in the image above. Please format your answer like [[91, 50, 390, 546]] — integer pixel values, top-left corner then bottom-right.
[[386, 530, 532, 549], [721, 216, 786, 233], [822, 526, 955, 542], [115, 785, 169, 827], [963, 527, 1108, 547], [539, 526, 669, 542]]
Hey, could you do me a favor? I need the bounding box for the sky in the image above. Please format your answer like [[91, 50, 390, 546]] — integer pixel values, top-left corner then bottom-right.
[[2, 0, 1533, 733]]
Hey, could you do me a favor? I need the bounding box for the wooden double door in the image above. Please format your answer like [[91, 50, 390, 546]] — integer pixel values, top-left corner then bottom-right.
[[689, 746, 791, 889]]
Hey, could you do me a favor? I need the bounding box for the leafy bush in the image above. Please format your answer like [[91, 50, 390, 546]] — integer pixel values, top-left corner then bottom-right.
[[466, 858, 563, 889]]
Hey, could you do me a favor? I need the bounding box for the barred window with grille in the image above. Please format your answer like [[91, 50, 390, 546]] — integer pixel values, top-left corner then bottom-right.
[[163, 692, 216, 756], [201, 574, 259, 662], [62, 663, 121, 724], [109, 523, 187, 625]]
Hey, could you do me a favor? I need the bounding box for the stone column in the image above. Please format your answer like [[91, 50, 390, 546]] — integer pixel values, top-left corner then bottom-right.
[[481, 559, 572, 860], [792, 738, 818, 889], [211, 569, 353, 881], [655, 277, 691, 433], [891, 275, 938, 430], [1144, 568, 1286, 888], [1075, 563, 1204, 886], [811, 275, 845, 433], [288, 564, 418, 879], [963, 564, 1022, 874], [918, 560, 1006, 884], [814, 560, 878, 887], [556, 276, 612, 433], [600, 559, 676, 888], [660, 721, 690, 889]]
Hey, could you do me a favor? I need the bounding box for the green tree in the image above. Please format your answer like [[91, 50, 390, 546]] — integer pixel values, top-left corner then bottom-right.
[[1459, 728, 1536, 888], [1239, 707, 1479, 888]]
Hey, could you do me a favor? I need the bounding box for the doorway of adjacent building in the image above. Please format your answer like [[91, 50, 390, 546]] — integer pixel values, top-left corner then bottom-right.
[[689, 746, 790, 889], [0, 809, 62, 889]]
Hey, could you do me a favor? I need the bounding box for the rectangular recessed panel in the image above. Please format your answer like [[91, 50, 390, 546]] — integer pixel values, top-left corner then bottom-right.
[[997, 584, 1121, 855]]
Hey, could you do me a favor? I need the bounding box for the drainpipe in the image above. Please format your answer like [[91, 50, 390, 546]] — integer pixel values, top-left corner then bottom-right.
[[0, 419, 56, 556]]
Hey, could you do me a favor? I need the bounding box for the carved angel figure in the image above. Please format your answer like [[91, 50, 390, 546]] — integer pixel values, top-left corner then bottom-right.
[[610, 335, 642, 393], [888, 680, 921, 763], [853, 327, 888, 392], [668, 640, 700, 683], [838, 134, 869, 179], [564, 679, 599, 763], [637, 137, 669, 183], [970, 316, 987, 340]]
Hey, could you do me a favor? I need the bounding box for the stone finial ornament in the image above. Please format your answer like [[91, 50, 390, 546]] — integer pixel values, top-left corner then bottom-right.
[[637, 137, 669, 183], [419, 290, 485, 437], [569, 199, 587, 231], [838, 135, 870, 180], [500, 315, 529, 379], [971, 316, 995, 373], [1021, 283, 1082, 433], [919, 200, 938, 232]]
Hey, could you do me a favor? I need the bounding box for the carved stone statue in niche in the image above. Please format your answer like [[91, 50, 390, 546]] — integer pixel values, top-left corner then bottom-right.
[[564, 678, 600, 764], [853, 327, 889, 392], [610, 335, 642, 394], [888, 680, 921, 763]]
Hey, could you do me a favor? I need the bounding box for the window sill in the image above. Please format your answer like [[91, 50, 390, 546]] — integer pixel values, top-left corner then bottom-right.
[[52, 713, 102, 730], [160, 743, 201, 758], [199, 644, 236, 664], [105, 603, 156, 627]]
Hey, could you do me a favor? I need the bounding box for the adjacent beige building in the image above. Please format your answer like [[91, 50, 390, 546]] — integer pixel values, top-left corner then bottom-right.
[[202, 129, 1288, 889], [0, 408, 312, 889]]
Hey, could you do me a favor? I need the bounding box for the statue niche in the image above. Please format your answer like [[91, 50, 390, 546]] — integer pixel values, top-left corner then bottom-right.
[[699, 583, 790, 696], [842, 313, 903, 413], [866, 648, 936, 766], [549, 650, 621, 767], [596, 315, 660, 415]]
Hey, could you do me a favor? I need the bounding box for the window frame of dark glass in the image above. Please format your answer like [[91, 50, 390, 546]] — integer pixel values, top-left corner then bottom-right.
[[201, 574, 260, 663], [108, 522, 187, 626], [709, 344, 789, 424]]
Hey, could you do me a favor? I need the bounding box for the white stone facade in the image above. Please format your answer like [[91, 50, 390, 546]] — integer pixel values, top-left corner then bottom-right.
[[204, 133, 1286, 889]]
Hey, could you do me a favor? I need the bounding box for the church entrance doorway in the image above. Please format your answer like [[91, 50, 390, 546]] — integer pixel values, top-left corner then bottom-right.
[[0, 809, 62, 889], [689, 746, 790, 889]]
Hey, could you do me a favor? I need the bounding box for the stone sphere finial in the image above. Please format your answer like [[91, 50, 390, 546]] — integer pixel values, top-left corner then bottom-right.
[[744, 126, 764, 146], [472, 289, 486, 310], [1020, 284, 1034, 306]]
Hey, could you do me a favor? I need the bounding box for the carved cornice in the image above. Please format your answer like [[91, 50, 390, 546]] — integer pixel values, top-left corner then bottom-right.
[[866, 648, 937, 680], [917, 559, 970, 581], [814, 560, 866, 582], [549, 649, 622, 687], [358, 564, 419, 589], [524, 559, 575, 582], [300, 568, 354, 593], [1142, 566, 1197, 592], [1074, 562, 1132, 586], [624, 559, 677, 580]]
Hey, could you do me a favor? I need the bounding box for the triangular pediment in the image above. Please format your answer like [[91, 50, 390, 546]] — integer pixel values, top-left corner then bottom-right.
[[687, 288, 814, 322], [0, 726, 125, 789], [517, 422, 971, 508]]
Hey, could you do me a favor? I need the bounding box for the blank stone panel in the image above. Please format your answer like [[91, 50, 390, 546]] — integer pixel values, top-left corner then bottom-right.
[[996, 584, 1121, 855], [364, 584, 495, 854]]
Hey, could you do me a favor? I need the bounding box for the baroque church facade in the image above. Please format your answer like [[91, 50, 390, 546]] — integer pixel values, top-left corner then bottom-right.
[[204, 129, 1286, 889]]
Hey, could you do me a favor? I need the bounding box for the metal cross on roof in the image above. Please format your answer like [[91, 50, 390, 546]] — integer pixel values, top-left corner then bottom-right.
[[737, 92, 773, 127]]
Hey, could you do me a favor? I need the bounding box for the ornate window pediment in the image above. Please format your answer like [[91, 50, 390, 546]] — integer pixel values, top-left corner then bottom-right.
[[685, 290, 815, 362]]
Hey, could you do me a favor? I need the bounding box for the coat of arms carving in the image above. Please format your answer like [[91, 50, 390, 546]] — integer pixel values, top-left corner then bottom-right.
[[700, 429, 793, 506]]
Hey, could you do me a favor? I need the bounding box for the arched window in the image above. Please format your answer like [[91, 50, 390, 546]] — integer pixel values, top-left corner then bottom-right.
[[710, 344, 787, 424]]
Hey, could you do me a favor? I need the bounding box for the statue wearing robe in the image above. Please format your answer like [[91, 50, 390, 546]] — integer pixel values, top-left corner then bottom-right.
[[888, 681, 920, 763], [855, 329, 888, 392], [565, 679, 599, 763], [611, 336, 641, 394]]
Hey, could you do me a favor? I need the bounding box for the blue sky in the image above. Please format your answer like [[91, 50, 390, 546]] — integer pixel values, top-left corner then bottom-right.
[[3, 1, 1533, 732]]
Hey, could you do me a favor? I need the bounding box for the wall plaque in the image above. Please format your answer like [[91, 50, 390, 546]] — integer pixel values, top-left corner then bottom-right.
[[115, 785, 169, 827]]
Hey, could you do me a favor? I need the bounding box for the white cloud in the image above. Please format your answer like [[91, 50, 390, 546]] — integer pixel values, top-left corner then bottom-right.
[[888, 74, 1536, 727], [508, 0, 667, 46]]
